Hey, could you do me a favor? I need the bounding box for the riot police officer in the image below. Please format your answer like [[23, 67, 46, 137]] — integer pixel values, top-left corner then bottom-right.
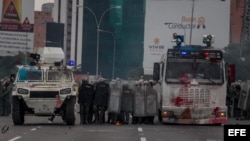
[[0, 79, 4, 116], [132, 81, 139, 124], [78, 78, 95, 124], [2, 79, 13, 116], [132, 80, 145, 124], [107, 78, 122, 124], [93, 79, 110, 124], [145, 80, 157, 124], [120, 82, 134, 124]]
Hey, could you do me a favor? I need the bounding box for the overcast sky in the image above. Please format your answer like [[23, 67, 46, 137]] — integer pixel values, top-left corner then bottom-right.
[[35, 0, 54, 11]]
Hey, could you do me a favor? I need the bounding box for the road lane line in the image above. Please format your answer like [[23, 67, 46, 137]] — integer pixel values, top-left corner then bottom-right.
[[138, 127, 143, 132], [8, 136, 22, 141], [138, 128, 147, 141], [30, 128, 37, 131], [140, 137, 147, 141]]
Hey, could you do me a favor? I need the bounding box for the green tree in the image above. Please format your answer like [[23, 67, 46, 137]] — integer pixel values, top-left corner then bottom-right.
[[0, 53, 25, 79]]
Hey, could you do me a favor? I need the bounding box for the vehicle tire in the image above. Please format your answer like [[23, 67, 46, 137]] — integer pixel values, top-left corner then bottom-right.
[[158, 109, 162, 123], [12, 97, 24, 125], [62, 113, 66, 122], [65, 98, 75, 125]]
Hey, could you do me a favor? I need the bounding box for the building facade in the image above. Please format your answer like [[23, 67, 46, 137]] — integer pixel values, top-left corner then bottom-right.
[[230, 0, 245, 44], [50, 0, 248, 79], [52, 0, 83, 66], [33, 11, 53, 48], [42, 3, 54, 13]]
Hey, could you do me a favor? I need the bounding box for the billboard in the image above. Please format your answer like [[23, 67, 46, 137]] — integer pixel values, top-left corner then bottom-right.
[[143, 0, 230, 75], [0, 0, 34, 56]]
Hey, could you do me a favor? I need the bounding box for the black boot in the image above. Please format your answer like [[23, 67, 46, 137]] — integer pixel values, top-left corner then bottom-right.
[[84, 113, 89, 124], [80, 114, 84, 124]]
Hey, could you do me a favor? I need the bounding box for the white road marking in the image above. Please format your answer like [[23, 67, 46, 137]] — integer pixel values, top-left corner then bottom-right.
[[30, 128, 37, 131], [138, 127, 147, 141], [138, 127, 143, 132], [8, 136, 22, 141], [140, 137, 147, 141], [138, 128, 147, 141]]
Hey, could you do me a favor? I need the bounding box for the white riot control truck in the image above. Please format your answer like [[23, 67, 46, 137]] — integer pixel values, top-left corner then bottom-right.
[[11, 47, 77, 125], [153, 34, 236, 125]]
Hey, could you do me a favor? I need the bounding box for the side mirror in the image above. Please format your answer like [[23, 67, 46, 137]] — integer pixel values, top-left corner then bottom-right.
[[153, 63, 160, 82], [10, 74, 16, 82], [228, 64, 235, 83]]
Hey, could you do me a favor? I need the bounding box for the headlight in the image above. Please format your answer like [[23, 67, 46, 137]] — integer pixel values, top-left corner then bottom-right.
[[17, 88, 29, 94], [60, 88, 71, 94], [216, 112, 226, 118], [162, 111, 174, 117]]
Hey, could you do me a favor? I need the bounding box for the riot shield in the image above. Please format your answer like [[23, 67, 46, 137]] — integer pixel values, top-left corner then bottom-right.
[[238, 82, 250, 111], [94, 81, 110, 107], [145, 87, 158, 116], [121, 85, 134, 113], [246, 89, 250, 111], [107, 82, 122, 114], [127, 80, 136, 90], [133, 86, 146, 117]]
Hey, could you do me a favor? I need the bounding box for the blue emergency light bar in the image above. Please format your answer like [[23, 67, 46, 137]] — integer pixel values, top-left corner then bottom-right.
[[167, 48, 223, 60], [181, 51, 187, 55], [68, 60, 75, 66]]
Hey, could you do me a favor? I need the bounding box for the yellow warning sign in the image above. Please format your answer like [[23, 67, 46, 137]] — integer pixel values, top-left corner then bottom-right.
[[23, 17, 30, 24], [1, 0, 22, 23], [21, 17, 31, 31]]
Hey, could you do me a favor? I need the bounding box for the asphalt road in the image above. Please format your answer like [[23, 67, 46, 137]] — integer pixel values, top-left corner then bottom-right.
[[1, 114, 249, 141]]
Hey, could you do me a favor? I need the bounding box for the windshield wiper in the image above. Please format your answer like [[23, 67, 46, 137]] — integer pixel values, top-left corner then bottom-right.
[[205, 77, 217, 84]]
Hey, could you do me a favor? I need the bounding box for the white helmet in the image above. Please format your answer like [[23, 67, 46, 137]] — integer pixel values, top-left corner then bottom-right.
[[143, 80, 149, 85]]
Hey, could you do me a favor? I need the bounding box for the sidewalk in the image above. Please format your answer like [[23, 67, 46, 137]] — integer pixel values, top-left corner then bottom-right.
[[226, 118, 250, 125]]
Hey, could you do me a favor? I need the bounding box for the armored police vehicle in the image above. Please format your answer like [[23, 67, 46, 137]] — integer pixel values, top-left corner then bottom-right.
[[153, 34, 235, 124], [11, 47, 77, 125]]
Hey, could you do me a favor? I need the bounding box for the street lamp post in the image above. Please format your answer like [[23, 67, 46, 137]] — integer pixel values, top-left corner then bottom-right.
[[99, 29, 116, 79], [25, 29, 28, 64], [189, 0, 195, 45], [165, 22, 186, 45], [80, 5, 121, 78]]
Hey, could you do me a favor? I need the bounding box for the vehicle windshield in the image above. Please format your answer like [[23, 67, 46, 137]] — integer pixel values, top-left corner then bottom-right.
[[47, 70, 72, 82], [17, 68, 43, 82], [165, 58, 223, 84]]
